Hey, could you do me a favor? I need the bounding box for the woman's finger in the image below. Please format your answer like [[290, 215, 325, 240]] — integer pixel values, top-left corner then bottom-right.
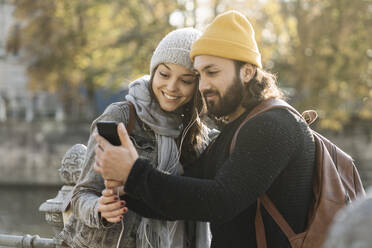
[[102, 188, 114, 196], [98, 194, 119, 205], [98, 200, 125, 212], [105, 216, 123, 223], [101, 207, 128, 219]]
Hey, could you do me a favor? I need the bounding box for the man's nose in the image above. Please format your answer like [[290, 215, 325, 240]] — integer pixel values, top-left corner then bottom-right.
[[198, 75, 211, 93]]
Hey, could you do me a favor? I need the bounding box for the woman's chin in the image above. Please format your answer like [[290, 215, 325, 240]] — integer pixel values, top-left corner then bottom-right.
[[159, 104, 178, 113], [159, 101, 185, 114]]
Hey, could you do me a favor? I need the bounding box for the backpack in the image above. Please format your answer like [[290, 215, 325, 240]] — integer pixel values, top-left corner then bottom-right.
[[229, 98, 366, 248], [127, 101, 136, 134]]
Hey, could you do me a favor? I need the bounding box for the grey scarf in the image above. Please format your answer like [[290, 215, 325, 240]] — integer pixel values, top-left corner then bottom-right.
[[125, 76, 211, 248]]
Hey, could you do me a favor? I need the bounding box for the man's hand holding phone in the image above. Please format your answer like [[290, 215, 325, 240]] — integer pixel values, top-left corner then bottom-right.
[[94, 121, 138, 223], [94, 122, 138, 186]]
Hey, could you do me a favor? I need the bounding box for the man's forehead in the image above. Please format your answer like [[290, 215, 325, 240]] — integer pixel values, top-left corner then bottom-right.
[[193, 55, 233, 71]]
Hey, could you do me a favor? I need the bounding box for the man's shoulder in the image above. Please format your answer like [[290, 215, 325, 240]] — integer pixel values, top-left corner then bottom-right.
[[236, 107, 307, 141], [242, 107, 298, 129]]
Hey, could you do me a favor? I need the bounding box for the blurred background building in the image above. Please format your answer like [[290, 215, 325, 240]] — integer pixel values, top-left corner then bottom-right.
[[0, 0, 371, 238]]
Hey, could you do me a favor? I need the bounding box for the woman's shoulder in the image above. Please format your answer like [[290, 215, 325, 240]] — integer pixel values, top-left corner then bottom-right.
[[90, 101, 132, 133], [104, 101, 131, 117], [100, 101, 132, 121], [96, 75, 150, 120]]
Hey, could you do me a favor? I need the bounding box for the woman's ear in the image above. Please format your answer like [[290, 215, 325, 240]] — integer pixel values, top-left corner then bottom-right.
[[240, 63, 256, 84]]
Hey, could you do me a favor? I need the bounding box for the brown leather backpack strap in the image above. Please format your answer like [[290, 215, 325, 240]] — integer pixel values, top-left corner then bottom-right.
[[228, 98, 301, 246], [255, 199, 267, 248], [301, 110, 318, 125], [229, 98, 302, 155], [126, 101, 136, 135], [260, 194, 296, 239]]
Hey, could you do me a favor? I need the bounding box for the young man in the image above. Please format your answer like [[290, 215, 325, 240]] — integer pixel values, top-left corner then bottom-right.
[[94, 10, 315, 248]]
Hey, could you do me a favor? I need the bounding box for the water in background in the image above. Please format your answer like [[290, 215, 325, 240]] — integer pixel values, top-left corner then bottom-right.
[[0, 184, 60, 237]]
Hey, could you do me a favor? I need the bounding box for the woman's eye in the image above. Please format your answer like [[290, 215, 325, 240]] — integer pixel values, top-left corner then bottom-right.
[[159, 72, 169, 78], [181, 80, 194, 85]]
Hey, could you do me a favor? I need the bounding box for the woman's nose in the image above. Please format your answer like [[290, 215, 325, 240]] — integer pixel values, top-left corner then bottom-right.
[[166, 78, 178, 92]]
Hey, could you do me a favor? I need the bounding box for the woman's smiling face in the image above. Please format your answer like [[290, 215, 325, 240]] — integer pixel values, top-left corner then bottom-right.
[[152, 63, 197, 112]]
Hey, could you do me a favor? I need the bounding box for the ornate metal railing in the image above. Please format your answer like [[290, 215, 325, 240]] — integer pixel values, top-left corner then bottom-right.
[[0, 144, 86, 248], [0, 234, 61, 248]]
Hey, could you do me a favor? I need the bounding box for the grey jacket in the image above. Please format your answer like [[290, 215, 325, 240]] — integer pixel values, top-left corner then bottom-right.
[[59, 101, 158, 248], [58, 101, 217, 248]]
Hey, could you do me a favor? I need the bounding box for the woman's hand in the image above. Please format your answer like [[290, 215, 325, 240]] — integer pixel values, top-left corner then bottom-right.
[[97, 188, 128, 223], [94, 123, 138, 183], [105, 180, 126, 195]]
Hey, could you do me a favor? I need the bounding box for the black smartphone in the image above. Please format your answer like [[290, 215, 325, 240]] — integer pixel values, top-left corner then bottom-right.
[[96, 121, 121, 146]]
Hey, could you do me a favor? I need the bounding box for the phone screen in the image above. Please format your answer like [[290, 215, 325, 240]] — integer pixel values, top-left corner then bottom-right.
[[96, 121, 121, 146]]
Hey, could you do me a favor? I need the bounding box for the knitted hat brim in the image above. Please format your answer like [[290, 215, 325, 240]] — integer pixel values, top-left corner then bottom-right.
[[149, 28, 201, 77], [151, 48, 194, 74], [190, 37, 262, 69]]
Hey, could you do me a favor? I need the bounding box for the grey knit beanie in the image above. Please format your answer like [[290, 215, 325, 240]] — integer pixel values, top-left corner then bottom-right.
[[150, 27, 201, 76]]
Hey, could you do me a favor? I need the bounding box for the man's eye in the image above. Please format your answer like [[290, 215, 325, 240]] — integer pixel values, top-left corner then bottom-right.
[[207, 71, 218, 75]]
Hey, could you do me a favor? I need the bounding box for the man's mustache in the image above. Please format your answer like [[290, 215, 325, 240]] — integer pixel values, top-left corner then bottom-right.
[[202, 90, 218, 98]]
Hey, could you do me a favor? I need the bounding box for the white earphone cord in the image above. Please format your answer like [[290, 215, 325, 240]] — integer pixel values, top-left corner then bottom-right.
[[169, 108, 202, 177]]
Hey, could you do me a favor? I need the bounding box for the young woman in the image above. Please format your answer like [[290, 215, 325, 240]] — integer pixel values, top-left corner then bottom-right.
[[59, 28, 216, 248]]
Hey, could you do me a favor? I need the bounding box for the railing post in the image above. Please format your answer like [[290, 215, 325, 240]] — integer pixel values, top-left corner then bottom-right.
[[39, 144, 86, 235], [0, 234, 63, 248], [0, 144, 87, 247]]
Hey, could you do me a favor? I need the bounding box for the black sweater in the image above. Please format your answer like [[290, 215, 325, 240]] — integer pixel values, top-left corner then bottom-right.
[[124, 108, 316, 248]]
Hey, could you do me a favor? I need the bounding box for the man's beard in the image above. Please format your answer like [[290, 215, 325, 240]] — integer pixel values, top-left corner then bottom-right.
[[203, 76, 244, 118]]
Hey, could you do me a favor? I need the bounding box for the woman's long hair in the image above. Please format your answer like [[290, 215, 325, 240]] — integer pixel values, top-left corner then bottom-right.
[[148, 67, 208, 166]]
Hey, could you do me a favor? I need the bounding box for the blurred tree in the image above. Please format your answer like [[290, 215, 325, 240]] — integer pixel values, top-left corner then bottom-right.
[[275, 0, 372, 131], [221, 0, 372, 131], [7, 0, 178, 118], [7, 0, 371, 129]]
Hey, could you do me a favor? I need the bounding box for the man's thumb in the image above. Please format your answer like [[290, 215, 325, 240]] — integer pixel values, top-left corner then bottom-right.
[[118, 122, 131, 147]]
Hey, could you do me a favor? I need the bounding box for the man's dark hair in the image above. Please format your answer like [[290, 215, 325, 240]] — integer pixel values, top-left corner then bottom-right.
[[234, 60, 285, 110]]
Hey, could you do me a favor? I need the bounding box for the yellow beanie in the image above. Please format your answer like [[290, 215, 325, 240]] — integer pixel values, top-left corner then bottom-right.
[[190, 10, 262, 69]]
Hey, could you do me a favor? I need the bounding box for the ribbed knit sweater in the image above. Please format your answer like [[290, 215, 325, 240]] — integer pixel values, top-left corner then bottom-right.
[[124, 107, 316, 248]]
